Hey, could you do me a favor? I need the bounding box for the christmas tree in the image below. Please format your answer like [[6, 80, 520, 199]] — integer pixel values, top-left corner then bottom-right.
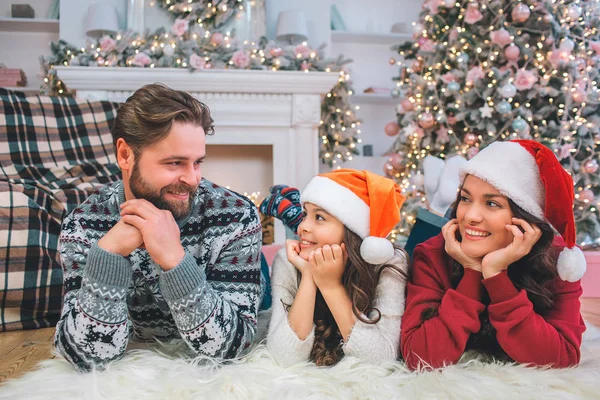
[[387, 0, 600, 247]]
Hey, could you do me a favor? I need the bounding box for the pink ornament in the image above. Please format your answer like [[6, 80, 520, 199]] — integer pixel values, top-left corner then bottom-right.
[[467, 147, 480, 159], [490, 29, 512, 47], [400, 98, 414, 111], [210, 32, 224, 46], [132, 52, 151, 67], [418, 113, 435, 129], [189, 53, 207, 70], [436, 126, 450, 143], [505, 45, 520, 61], [572, 89, 587, 103], [389, 153, 405, 170], [514, 69, 538, 91], [231, 50, 251, 69], [412, 59, 424, 72], [464, 133, 478, 145], [171, 18, 189, 37], [579, 189, 595, 203], [384, 122, 401, 136], [441, 72, 457, 83], [96, 56, 105, 66], [269, 47, 283, 57], [512, 3, 531, 23], [464, 3, 483, 24], [448, 28, 459, 42], [583, 159, 599, 174], [99, 35, 116, 52], [383, 161, 398, 178], [557, 143, 574, 160], [294, 44, 311, 59], [466, 66, 485, 84]]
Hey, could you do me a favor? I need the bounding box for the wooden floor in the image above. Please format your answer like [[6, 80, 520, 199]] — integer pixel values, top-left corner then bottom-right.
[[0, 299, 598, 384]]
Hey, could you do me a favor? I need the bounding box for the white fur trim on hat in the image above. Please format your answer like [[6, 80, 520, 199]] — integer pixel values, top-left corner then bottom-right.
[[458, 141, 544, 219], [300, 176, 370, 238], [557, 247, 587, 282], [360, 237, 395, 265]]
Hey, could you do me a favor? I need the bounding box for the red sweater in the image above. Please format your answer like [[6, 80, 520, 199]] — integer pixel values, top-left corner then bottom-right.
[[401, 233, 586, 370]]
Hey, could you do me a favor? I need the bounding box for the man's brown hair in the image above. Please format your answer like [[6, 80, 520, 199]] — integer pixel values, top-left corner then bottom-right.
[[112, 83, 214, 156]]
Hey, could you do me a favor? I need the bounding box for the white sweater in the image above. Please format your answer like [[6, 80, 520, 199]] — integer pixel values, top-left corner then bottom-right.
[[266, 248, 408, 367]]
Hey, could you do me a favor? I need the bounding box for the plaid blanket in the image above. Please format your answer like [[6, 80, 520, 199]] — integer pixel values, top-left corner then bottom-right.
[[0, 88, 121, 331]]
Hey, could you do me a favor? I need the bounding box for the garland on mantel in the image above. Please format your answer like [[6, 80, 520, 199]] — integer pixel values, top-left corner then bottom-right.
[[157, 0, 242, 31], [39, 0, 361, 167]]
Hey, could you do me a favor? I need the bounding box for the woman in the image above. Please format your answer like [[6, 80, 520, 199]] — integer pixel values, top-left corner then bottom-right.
[[401, 139, 587, 370]]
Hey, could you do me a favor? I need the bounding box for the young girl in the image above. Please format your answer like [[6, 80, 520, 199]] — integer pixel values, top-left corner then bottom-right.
[[401, 139, 587, 370], [266, 169, 408, 367]]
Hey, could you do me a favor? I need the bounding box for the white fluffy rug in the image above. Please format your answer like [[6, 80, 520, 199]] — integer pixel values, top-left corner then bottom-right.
[[2, 312, 600, 400]]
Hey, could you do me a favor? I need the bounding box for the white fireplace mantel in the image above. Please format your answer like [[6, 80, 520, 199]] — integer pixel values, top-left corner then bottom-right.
[[55, 67, 339, 243]]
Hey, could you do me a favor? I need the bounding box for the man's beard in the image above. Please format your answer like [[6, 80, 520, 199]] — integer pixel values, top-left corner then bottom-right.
[[129, 163, 196, 220]]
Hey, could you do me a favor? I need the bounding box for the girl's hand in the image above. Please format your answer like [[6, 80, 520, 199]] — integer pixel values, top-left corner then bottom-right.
[[482, 218, 542, 278], [285, 239, 311, 276], [308, 244, 347, 291], [442, 219, 483, 272]]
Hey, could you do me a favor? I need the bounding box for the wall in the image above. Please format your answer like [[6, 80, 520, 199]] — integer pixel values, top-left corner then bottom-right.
[[0, 0, 57, 89], [328, 0, 420, 173], [60, 0, 127, 46]]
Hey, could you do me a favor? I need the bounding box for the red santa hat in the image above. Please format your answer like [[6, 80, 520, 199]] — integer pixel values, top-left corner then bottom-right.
[[300, 169, 405, 264], [459, 139, 586, 282]]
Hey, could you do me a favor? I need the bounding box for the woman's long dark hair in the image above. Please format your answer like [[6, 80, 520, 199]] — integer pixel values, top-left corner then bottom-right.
[[421, 189, 558, 358], [308, 228, 408, 366]]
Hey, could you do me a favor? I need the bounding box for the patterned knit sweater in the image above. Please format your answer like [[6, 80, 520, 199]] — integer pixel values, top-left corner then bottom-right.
[[267, 248, 408, 367], [55, 179, 263, 372]]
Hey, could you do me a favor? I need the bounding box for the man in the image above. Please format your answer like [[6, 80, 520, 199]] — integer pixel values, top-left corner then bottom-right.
[[55, 84, 263, 372]]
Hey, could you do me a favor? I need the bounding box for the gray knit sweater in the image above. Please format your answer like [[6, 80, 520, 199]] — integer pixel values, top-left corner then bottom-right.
[[55, 179, 263, 372]]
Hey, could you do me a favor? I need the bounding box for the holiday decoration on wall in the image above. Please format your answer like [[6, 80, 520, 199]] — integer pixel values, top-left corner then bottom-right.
[[157, 0, 241, 31], [387, 0, 600, 247], [40, 0, 359, 168]]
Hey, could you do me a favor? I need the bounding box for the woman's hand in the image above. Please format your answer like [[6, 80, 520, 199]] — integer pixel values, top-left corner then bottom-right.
[[442, 219, 483, 272], [285, 239, 311, 276], [482, 218, 542, 279], [308, 244, 347, 292]]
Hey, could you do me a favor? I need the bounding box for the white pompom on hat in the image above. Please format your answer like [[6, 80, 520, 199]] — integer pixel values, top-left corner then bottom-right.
[[300, 169, 406, 264], [459, 139, 586, 282]]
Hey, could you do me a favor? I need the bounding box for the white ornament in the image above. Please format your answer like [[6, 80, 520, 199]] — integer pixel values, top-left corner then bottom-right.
[[560, 38, 575, 52], [412, 23, 424, 36], [568, 4, 583, 20], [500, 83, 517, 98], [163, 45, 175, 57], [479, 104, 493, 118]]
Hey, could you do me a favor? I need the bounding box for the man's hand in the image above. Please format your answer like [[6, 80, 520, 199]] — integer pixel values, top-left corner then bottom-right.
[[97, 219, 144, 257], [120, 199, 185, 270]]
